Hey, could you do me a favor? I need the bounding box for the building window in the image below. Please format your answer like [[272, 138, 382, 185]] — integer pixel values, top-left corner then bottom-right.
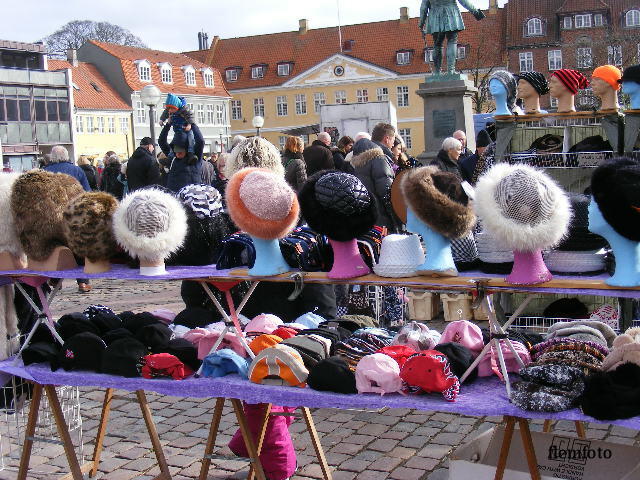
[[136, 60, 151, 82], [253, 98, 264, 117], [519, 52, 534, 72], [548, 50, 562, 70], [226, 69, 238, 82], [577, 47, 593, 68], [206, 104, 215, 124], [608, 45, 623, 66], [136, 101, 146, 124], [335, 90, 347, 104], [251, 65, 265, 79], [526, 17, 543, 36], [215, 104, 224, 125], [594, 14, 604, 26], [295, 94, 307, 115], [397, 86, 409, 107], [97, 117, 105, 134], [160, 64, 172, 83], [231, 100, 242, 120], [396, 51, 411, 65], [108, 117, 115, 134], [197, 104, 205, 124], [356, 89, 369, 103], [120, 117, 129, 133], [550, 97, 558, 108], [314, 92, 326, 113], [187, 103, 194, 115], [202, 70, 214, 88], [377, 87, 389, 101], [457, 45, 467, 59], [563, 16, 572, 29], [425, 48, 434, 62], [398, 128, 412, 149], [279, 136, 287, 150], [75, 115, 83, 133], [276, 96, 288, 116], [627, 10, 640, 27], [277, 63, 291, 76], [86, 116, 94, 132], [575, 14, 592, 28], [184, 67, 196, 86], [301, 134, 309, 145]]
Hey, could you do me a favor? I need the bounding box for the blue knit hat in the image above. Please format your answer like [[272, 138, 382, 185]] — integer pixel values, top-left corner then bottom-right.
[[165, 93, 182, 110], [201, 349, 249, 378], [294, 312, 325, 330]]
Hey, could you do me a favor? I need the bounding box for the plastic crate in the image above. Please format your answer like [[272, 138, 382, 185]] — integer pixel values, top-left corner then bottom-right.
[[407, 290, 440, 321]]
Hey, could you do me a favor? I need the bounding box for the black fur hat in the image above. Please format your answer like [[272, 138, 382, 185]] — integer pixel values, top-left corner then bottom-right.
[[298, 171, 377, 241], [591, 157, 640, 241]]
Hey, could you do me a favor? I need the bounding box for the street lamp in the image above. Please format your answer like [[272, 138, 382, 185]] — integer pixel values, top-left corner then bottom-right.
[[140, 85, 162, 154], [252, 115, 264, 137]]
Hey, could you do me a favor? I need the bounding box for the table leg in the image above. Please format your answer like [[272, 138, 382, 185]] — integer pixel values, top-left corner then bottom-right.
[[89, 388, 114, 477], [136, 390, 172, 480], [247, 403, 272, 480], [494, 416, 516, 480], [17, 383, 42, 480], [199, 397, 225, 480], [517, 418, 541, 480], [542, 419, 552, 433], [44, 385, 84, 480], [574, 421, 586, 439], [231, 398, 267, 480], [301, 407, 332, 480]]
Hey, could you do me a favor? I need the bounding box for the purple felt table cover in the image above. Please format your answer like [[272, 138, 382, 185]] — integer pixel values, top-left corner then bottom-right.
[[2, 360, 639, 430]]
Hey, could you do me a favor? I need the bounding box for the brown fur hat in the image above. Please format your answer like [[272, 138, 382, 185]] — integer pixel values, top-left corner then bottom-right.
[[10, 170, 84, 261], [63, 192, 119, 262], [401, 166, 475, 239]]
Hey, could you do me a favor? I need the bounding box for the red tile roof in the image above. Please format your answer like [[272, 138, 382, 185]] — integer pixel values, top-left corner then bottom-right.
[[89, 41, 231, 98], [184, 12, 506, 90], [48, 60, 131, 111], [556, 0, 609, 13]]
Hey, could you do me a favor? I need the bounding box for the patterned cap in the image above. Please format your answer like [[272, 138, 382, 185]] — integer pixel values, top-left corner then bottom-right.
[[178, 184, 223, 219], [517, 71, 550, 95], [490, 70, 518, 110], [494, 169, 555, 226], [552, 69, 589, 95]]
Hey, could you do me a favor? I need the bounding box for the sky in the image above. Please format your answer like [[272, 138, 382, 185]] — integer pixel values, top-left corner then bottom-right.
[[5, 0, 504, 53]]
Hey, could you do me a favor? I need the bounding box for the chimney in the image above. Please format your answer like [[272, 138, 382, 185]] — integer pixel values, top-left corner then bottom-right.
[[299, 19, 309, 35], [400, 7, 409, 22], [204, 35, 220, 66], [67, 48, 78, 67], [198, 32, 203, 50], [488, 0, 498, 14]]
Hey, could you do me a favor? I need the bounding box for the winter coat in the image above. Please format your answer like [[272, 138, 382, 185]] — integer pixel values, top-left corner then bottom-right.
[[159, 123, 204, 192], [79, 164, 98, 190], [429, 149, 462, 179], [99, 163, 125, 200], [302, 140, 334, 176], [43, 162, 90, 191], [281, 150, 307, 191], [201, 161, 215, 186], [351, 138, 399, 231], [332, 149, 355, 174], [126, 146, 161, 192], [459, 153, 480, 184], [212, 166, 227, 202]]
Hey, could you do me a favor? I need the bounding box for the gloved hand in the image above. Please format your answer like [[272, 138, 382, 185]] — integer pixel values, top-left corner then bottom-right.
[[473, 10, 486, 20]]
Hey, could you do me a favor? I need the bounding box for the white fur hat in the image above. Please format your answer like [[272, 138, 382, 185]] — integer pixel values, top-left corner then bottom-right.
[[0, 172, 24, 258], [112, 189, 187, 262], [474, 164, 571, 252], [224, 137, 285, 179]]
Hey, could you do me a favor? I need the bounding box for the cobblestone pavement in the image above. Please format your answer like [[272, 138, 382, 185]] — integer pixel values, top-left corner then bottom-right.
[[1, 279, 639, 480]]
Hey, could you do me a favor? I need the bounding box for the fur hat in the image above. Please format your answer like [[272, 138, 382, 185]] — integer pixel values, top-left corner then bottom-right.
[[112, 188, 187, 262], [401, 166, 475, 239], [0, 173, 25, 258], [590, 157, 640, 241], [299, 171, 377, 241], [224, 137, 285, 179], [226, 168, 299, 240], [62, 192, 119, 262], [546, 320, 617, 348], [474, 163, 571, 252], [10, 170, 84, 261]]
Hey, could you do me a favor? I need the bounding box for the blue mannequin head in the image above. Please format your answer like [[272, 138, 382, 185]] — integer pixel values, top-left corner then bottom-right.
[[587, 200, 610, 237], [490, 78, 511, 116], [622, 81, 640, 109]]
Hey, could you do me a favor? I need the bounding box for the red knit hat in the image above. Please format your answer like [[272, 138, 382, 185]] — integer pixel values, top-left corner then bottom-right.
[[551, 69, 589, 95]]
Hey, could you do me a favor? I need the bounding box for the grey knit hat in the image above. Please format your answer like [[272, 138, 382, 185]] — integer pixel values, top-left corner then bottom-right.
[[490, 70, 518, 111]]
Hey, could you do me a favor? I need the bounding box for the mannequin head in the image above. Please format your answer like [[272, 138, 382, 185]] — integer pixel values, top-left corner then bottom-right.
[[490, 78, 510, 116], [550, 69, 589, 113], [516, 72, 549, 114], [591, 65, 621, 111], [587, 200, 609, 237], [620, 64, 640, 109], [490, 70, 517, 116]]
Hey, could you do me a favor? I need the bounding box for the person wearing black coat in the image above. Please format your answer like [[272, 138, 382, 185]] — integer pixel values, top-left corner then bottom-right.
[[126, 137, 161, 192], [429, 136, 463, 179], [99, 155, 125, 200], [282, 135, 307, 191], [302, 132, 334, 175], [78, 157, 98, 190], [159, 123, 204, 192], [331, 135, 355, 173]]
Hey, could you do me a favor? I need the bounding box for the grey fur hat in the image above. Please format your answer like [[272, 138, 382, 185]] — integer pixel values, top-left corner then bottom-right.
[[491, 70, 518, 111], [546, 320, 617, 348], [0, 173, 25, 258]]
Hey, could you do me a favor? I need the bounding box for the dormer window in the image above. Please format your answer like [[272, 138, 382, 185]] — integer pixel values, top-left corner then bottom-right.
[[182, 65, 196, 86], [225, 68, 239, 82], [201, 68, 214, 87], [157, 62, 172, 83], [594, 13, 605, 26], [626, 9, 640, 27], [134, 59, 151, 82], [251, 64, 266, 79], [396, 50, 412, 65], [525, 17, 544, 36], [424, 48, 434, 62], [563, 16, 573, 29], [277, 62, 292, 76], [575, 14, 592, 28]]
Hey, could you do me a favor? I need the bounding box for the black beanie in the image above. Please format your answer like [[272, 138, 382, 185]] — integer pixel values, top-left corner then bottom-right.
[[22, 341, 60, 366], [89, 311, 122, 335], [434, 342, 477, 383], [543, 298, 588, 319], [52, 332, 106, 372], [57, 313, 100, 340], [307, 356, 357, 394], [476, 130, 492, 148], [517, 71, 550, 95], [121, 312, 161, 334], [581, 363, 640, 420], [163, 338, 202, 371], [101, 337, 147, 377], [102, 327, 134, 345], [619, 64, 640, 85], [174, 307, 218, 329], [136, 323, 172, 352]]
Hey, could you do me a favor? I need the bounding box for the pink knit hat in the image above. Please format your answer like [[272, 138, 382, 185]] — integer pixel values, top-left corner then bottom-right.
[[245, 314, 284, 335], [355, 353, 404, 395], [439, 320, 484, 355]]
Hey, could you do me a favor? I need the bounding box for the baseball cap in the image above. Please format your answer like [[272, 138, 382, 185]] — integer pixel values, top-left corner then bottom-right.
[[249, 345, 309, 387], [307, 356, 357, 394], [140, 137, 156, 146]]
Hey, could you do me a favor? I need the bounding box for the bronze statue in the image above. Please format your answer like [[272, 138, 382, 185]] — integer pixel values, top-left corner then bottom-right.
[[419, 0, 485, 76]]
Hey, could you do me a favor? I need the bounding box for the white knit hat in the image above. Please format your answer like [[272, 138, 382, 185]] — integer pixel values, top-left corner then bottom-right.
[[373, 234, 425, 278], [112, 189, 187, 262]]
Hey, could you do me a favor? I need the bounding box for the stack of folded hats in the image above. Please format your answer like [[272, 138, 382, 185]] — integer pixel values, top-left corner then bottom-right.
[[543, 194, 608, 275], [475, 229, 514, 274], [335, 328, 393, 370]]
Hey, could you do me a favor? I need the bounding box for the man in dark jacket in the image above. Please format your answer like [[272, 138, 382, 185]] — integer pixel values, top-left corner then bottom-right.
[[302, 131, 334, 175], [126, 137, 161, 192], [159, 122, 204, 192], [430, 136, 463, 179]]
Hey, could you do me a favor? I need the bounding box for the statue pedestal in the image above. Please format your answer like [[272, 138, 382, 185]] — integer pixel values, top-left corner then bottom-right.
[[416, 75, 478, 163]]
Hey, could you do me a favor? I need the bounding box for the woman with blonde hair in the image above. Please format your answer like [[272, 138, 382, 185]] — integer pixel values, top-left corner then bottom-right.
[[281, 135, 307, 191], [77, 155, 98, 190]]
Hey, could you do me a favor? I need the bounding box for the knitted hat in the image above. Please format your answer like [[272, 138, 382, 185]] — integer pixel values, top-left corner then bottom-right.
[[619, 64, 640, 84], [224, 137, 285, 179], [401, 166, 475, 240], [22, 341, 60, 366], [136, 323, 172, 352], [248, 345, 309, 387], [141, 353, 193, 380], [299, 171, 377, 242], [543, 298, 588, 319], [245, 314, 284, 334], [581, 363, 640, 420], [474, 164, 571, 252], [62, 192, 119, 263], [201, 348, 249, 378], [376, 345, 417, 368], [121, 311, 162, 334], [112, 188, 187, 262], [164, 338, 201, 371], [490, 70, 518, 110], [57, 312, 100, 340], [392, 322, 441, 351], [307, 356, 357, 394], [294, 312, 325, 330], [10, 170, 84, 261], [102, 328, 134, 345], [52, 332, 106, 372], [546, 320, 617, 348], [399, 351, 461, 401], [164, 93, 182, 110], [551, 69, 589, 95], [177, 184, 223, 219], [591, 157, 640, 241], [517, 71, 550, 95], [476, 129, 492, 149], [101, 337, 147, 377], [86, 310, 122, 335], [226, 168, 299, 240], [355, 353, 404, 395], [0, 172, 25, 258], [174, 307, 218, 329], [593, 65, 622, 91], [511, 380, 584, 412]]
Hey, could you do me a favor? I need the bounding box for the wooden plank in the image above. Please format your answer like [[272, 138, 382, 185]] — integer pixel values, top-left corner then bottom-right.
[[136, 390, 172, 480], [199, 397, 225, 480], [231, 398, 267, 480], [301, 407, 332, 480], [17, 383, 42, 480], [518, 418, 542, 480], [90, 388, 114, 477], [247, 403, 272, 480], [494, 416, 516, 480]]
